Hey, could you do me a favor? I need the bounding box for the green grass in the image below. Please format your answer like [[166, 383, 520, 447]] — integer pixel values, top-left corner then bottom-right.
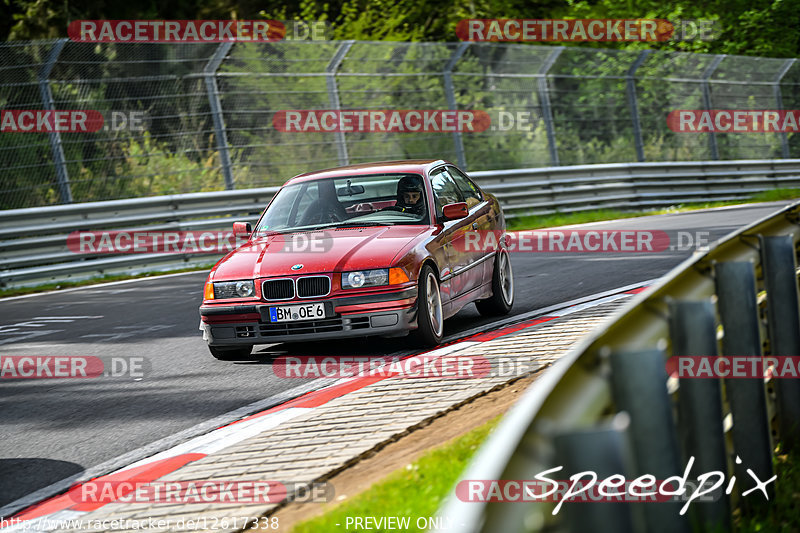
[[506, 189, 800, 231], [751, 187, 800, 202], [507, 209, 647, 230], [0, 264, 215, 298], [290, 416, 502, 533], [735, 449, 800, 532]]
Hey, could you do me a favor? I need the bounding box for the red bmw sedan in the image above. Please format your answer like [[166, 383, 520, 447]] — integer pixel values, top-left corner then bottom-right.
[[199, 160, 514, 360]]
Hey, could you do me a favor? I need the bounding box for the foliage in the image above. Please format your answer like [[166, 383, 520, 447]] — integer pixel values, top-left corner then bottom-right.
[[5, 0, 800, 59]]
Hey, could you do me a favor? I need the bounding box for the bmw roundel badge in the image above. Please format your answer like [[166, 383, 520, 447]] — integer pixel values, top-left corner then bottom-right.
[[291, 264, 303, 271]]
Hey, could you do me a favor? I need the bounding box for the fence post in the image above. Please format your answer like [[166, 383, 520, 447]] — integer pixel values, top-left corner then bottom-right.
[[610, 349, 689, 533], [553, 414, 638, 533], [761, 235, 800, 450], [701, 55, 725, 160], [38, 38, 72, 204], [443, 43, 469, 169], [626, 50, 652, 163], [774, 59, 795, 159], [714, 261, 774, 506], [668, 300, 731, 532], [538, 47, 564, 166], [204, 42, 235, 190], [326, 41, 354, 167]]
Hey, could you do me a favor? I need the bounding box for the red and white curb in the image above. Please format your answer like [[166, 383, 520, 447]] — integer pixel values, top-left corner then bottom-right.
[[2, 280, 653, 531]]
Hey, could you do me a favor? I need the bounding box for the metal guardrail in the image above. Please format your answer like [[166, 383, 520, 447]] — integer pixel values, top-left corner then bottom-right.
[[0, 187, 278, 287], [1, 158, 799, 288], [436, 200, 800, 532]]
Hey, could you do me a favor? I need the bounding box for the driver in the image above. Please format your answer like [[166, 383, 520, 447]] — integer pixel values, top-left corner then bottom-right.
[[390, 175, 425, 215]]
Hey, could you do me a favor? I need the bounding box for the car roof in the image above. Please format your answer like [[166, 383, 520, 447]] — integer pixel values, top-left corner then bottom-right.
[[284, 160, 449, 185]]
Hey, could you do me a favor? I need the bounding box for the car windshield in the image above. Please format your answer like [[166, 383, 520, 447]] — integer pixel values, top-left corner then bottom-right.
[[254, 173, 429, 234]]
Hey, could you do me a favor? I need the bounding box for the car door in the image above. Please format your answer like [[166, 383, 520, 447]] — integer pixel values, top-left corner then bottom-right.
[[429, 167, 476, 299], [446, 165, 495, 287]]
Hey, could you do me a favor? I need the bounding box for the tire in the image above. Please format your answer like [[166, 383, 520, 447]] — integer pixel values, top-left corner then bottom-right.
[[476, 249, 514, 316], [209, 344, 253, 361], [414, 264, 444, 347]]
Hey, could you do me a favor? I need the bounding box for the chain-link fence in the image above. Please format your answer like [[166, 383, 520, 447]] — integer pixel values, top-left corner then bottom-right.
[[1, 39, 799, 209]]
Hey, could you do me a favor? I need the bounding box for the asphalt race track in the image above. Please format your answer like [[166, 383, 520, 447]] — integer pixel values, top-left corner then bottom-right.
[[0, 201, 789, 509]]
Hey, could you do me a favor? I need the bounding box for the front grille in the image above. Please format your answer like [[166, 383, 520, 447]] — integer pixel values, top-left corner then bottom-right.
[[262, 279, 294, 300], [258, 316, 369, 337], [235, 325, 256, 338], [297, 276, 330, 298], [259, 317, 343, 336]]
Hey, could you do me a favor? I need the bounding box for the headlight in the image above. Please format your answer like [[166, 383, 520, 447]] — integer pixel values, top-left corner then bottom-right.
[[342, 269, 389, 289], [213, 280, 256, 299]]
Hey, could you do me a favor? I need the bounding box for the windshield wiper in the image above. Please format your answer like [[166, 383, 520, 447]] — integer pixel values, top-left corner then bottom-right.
[[257, 221, 394, 234], [324, 221, 395, 229]]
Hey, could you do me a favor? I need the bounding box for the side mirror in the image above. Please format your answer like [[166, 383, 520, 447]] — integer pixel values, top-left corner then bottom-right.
[[442, 202, 469, 221], [232, 222, 252, 236]]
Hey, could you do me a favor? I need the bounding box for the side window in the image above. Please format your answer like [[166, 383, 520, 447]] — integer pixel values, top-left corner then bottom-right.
[[429, 168, 463, 218], [447, 167, 483, 209]]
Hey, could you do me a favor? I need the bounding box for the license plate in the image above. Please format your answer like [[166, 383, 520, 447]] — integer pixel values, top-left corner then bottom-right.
[[269, 302, 326, 323]]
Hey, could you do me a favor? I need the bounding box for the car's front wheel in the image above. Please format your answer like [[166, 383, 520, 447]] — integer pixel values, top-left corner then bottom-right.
[[415, 264, 444, 346], [209, 345, 253, 361], [476, 249, 514, 316]]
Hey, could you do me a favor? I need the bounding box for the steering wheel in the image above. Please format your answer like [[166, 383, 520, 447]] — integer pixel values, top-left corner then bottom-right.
[[299, 200, 348, 225], [381, 204, 422, 215]]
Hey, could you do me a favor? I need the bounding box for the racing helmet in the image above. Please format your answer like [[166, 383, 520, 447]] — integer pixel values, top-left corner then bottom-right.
[[396, 175, 423, 207]]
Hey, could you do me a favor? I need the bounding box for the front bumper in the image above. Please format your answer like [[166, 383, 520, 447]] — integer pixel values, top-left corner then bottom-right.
[[199, 287, 417, 345]]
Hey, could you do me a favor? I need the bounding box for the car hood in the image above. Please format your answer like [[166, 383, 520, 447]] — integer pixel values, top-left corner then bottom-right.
[[212, 225, 428, 280]]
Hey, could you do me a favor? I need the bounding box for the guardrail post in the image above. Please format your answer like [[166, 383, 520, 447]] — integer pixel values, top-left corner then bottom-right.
[[538, 47, 563, 166], [626, 50, 652, 163], [204, 42, 235, 190], [761, 235, 800, 450], [326, 41, 354, 167], [701, 55, 725, 160], [668, 300, 731, 532], [610, 349, 690, 533], [774, 59, 796, 159], [553, 414, 637, 533], [39, 38, 72, 204], [714, 262, 774, 506], [444, 43, 469, 170]]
